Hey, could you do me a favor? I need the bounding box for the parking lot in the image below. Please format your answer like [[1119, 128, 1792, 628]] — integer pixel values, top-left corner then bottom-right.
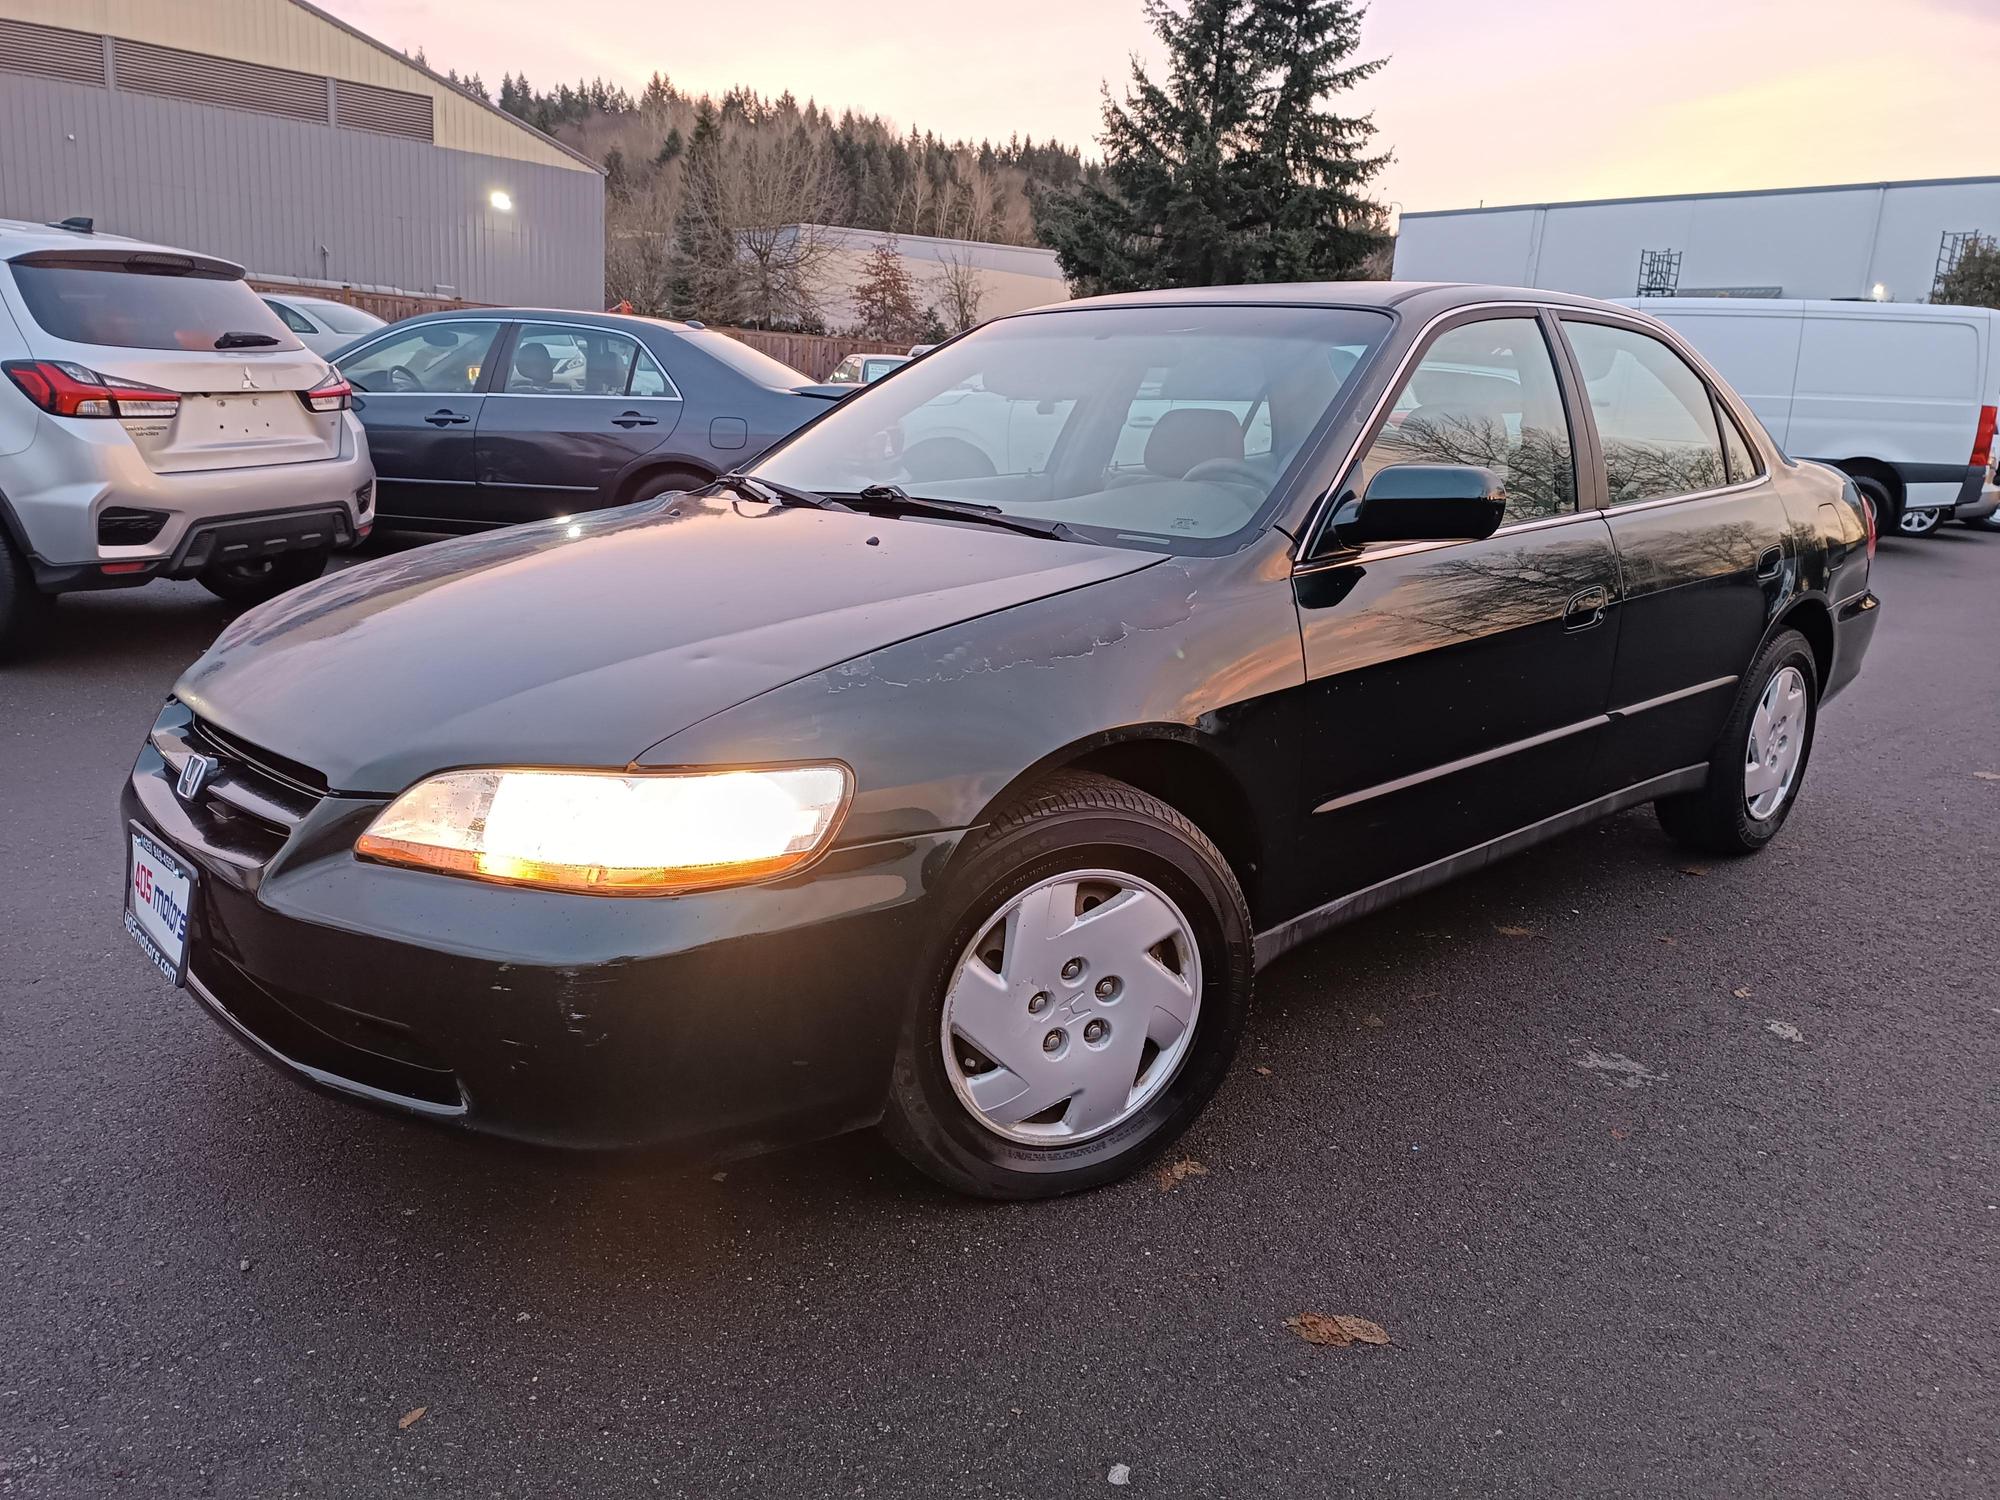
[[2, 529, 1995, 1498]]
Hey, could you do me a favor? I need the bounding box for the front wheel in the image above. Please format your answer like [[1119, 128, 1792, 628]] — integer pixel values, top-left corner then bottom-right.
[[882, 772, 1253, 1198], [198, 548, 328, 605], [1897, 506, 1943, 538], [1656, 629, 1819, 855]]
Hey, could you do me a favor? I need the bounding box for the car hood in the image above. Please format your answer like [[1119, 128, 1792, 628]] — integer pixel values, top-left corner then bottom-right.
[[175, 497, 1162, 794]]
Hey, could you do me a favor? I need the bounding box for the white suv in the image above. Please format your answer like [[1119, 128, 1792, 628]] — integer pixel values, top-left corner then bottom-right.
[[0, 219, 375, 656]]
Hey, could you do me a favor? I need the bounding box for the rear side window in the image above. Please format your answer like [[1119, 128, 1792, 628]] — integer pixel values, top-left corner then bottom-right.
[[1564, 321, 1727, 505], [504, 324, 643, 395], [1717, 402, 1763, 483], [339, 321, 499, 394], [12, 259, 298, 351]]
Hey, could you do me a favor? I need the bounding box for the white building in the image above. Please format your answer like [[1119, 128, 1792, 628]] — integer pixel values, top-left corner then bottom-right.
[[1393, 175, 2000, 304]]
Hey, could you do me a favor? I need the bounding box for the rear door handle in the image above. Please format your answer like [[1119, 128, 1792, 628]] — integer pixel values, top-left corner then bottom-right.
[[611, 411, 658, 429], [1756, 546, 1782, 579], [1563, 585, 1610, 631], [424, 410, 471, 426]]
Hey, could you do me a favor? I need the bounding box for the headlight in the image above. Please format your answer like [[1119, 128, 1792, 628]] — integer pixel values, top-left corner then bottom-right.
[[354, 765, 851, 895]]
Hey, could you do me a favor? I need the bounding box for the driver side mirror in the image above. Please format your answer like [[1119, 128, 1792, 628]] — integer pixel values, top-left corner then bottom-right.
[[1330, 464, 1506, 546]]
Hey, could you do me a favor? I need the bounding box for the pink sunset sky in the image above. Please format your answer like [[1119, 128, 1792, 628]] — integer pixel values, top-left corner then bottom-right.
[[324, 0, 1999, 213]]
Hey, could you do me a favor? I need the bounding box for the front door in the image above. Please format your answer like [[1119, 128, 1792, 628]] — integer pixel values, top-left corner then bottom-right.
[[337, 320, 502, 525], [1291, 311, 1624, 910], [472, 323, 682, 524], [1554, 314, 1793, 781]]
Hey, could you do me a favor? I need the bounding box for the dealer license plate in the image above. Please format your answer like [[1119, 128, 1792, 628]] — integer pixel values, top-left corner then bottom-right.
[[126, 824, 195, 986]]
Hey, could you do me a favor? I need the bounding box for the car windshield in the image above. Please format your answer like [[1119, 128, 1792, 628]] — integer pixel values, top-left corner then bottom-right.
[[301, 300, 384, 335], [754, 304, 1389, 552]]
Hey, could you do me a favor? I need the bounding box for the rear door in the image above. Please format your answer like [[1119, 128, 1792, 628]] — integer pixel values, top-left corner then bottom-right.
[[1554, 313, 1792, 782], [337, 319, 503, 525], [472, 322, 682, 524], [1292, 310, 1624, 906]]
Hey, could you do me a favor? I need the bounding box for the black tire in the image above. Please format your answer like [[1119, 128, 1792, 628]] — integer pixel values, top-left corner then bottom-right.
[[1962, 512, 2000, 533], [198, 548, 329, 606], [881, 771, 1253, 1199], [1655, 628, 1819, 856], [0, 530, 55, 662], [626, 467, 709, 505]]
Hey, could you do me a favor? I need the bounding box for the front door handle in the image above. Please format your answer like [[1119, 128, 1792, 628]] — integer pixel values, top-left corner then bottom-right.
[[611, 411, 658, 429], [1756, 546, 1782, 580], [1563, 585, 1610, 631], [424, 410, 471, 426]]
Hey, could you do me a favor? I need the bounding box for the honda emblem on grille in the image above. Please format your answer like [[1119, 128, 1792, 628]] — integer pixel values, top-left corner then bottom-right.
[[176, 754, 219, 801]]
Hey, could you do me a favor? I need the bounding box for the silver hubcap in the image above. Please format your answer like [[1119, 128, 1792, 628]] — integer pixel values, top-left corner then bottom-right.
[[1898, 508, 1939, 535], [1745, 665, 1808, 820], [941, 869, 1202, 1145]]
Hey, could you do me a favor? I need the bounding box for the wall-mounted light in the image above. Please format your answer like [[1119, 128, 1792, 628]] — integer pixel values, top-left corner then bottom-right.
[[489, 190, 514, 213], [1869, 282, 1890, 301]]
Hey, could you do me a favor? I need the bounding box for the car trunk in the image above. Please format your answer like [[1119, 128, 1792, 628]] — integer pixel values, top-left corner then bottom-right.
[[8, 247, 343, 472]]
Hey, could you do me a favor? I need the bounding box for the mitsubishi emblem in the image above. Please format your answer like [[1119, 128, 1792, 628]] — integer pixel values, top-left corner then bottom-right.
[[241, 366, 258, 390], [176, 754, 219, 801]]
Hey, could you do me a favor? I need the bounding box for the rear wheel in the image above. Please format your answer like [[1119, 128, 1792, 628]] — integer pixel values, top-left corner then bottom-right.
[[1961, 510, 2000, 533], [882, 772, 1253, 1198], [1897, 506, 1943, 538], [0, 530, 55, 661], [1656, 629, 1818, 856], [198, 548, 328, 605]]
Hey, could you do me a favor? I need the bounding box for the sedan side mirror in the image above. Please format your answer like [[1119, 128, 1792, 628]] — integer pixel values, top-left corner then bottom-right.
[[1331, 464, 1507, 546]]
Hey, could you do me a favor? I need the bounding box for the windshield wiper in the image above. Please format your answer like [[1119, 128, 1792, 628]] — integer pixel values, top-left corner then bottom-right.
[[838, 484, 1081, 541], [214, 331, 281, 349], [714, 472, 853, 511]]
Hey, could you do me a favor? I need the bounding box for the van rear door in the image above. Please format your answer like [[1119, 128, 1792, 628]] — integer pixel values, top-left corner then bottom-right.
[[3, 248, 342, 473], [1790, 311, 1980, 476]]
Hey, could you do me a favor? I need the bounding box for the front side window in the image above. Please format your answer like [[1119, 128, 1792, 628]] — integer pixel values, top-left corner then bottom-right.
[[1354, 316, 1576, 525], [754, 304, 1390, 553], [506, 325, 642, 395], [1564, 321, 1728, 504], [300, 300, 384, 336], [263, 298, 316, 335], [339, 321, 499, 395]]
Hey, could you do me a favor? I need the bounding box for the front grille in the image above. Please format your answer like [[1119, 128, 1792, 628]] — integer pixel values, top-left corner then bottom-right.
[[151, 706, 326, 862], [98, 507, 168, 546]]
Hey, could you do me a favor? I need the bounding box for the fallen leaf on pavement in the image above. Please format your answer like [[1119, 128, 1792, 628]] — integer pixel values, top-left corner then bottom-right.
[[399, 1407, 427, 1430], [1286, 1312, 1390, 1348], [1494, 924, 1533, 938], [1254, 1065, 1273, 1076], [1610, 1127, 1629, 1141], [1108, 1463, 1132, 1486], [1155, 1158, 1208, 1191], [1765, 1020, 1804, 1043], [1679, 865, 1709, 877], [1658, 935, 1677, 945], [1733, 986, 1754, 998], [1974, 771, 2000, 782], [1361, 1013, 1385, 1029]]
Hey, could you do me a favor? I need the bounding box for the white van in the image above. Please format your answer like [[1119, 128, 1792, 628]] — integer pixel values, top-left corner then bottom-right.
[[1615, 298, 2000, 536]]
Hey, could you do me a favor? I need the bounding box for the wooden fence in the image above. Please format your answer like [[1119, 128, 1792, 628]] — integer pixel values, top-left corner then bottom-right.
[[251, 280, 910, 381]]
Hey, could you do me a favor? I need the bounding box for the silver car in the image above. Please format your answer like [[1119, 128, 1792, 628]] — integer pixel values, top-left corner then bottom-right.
[[0, 219, 375, 656], [260, 293, 388, 359]]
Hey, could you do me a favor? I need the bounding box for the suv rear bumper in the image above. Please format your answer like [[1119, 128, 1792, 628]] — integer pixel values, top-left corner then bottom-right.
[[2, 411, 374, 587]]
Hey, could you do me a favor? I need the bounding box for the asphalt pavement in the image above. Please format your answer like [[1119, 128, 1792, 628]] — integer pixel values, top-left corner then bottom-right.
[[3, 530, 1996, 1499]]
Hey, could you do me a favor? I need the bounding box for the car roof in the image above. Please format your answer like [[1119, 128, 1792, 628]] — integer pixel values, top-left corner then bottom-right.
[[393, 306, 699, 335], [0, 216, 240, 268], [1022, 280, 1619, 319]]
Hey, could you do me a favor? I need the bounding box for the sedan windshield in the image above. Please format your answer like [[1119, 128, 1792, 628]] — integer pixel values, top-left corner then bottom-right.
[[755, 304, 1389, 551]]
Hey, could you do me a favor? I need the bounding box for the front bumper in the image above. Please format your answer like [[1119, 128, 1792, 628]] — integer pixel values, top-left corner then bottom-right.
[[122, 706, 963, 1156]]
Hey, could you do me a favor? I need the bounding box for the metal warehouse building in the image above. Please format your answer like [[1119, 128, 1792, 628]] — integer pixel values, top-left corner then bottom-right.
[[1394, 175, 2000, 305], [0, 0, 604, 309]]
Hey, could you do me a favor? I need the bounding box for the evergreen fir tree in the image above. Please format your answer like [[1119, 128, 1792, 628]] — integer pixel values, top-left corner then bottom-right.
[[1035, 0, 1388, 293]]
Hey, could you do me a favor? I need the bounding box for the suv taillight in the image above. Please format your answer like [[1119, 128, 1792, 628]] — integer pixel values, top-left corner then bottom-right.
[[1970, 404, 1997, 471], [2, 359, 180, 419], [301, 377, 351, 413]]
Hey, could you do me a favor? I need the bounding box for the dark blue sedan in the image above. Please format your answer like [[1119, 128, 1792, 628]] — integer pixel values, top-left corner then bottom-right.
[[334, 309, 841, 530]]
